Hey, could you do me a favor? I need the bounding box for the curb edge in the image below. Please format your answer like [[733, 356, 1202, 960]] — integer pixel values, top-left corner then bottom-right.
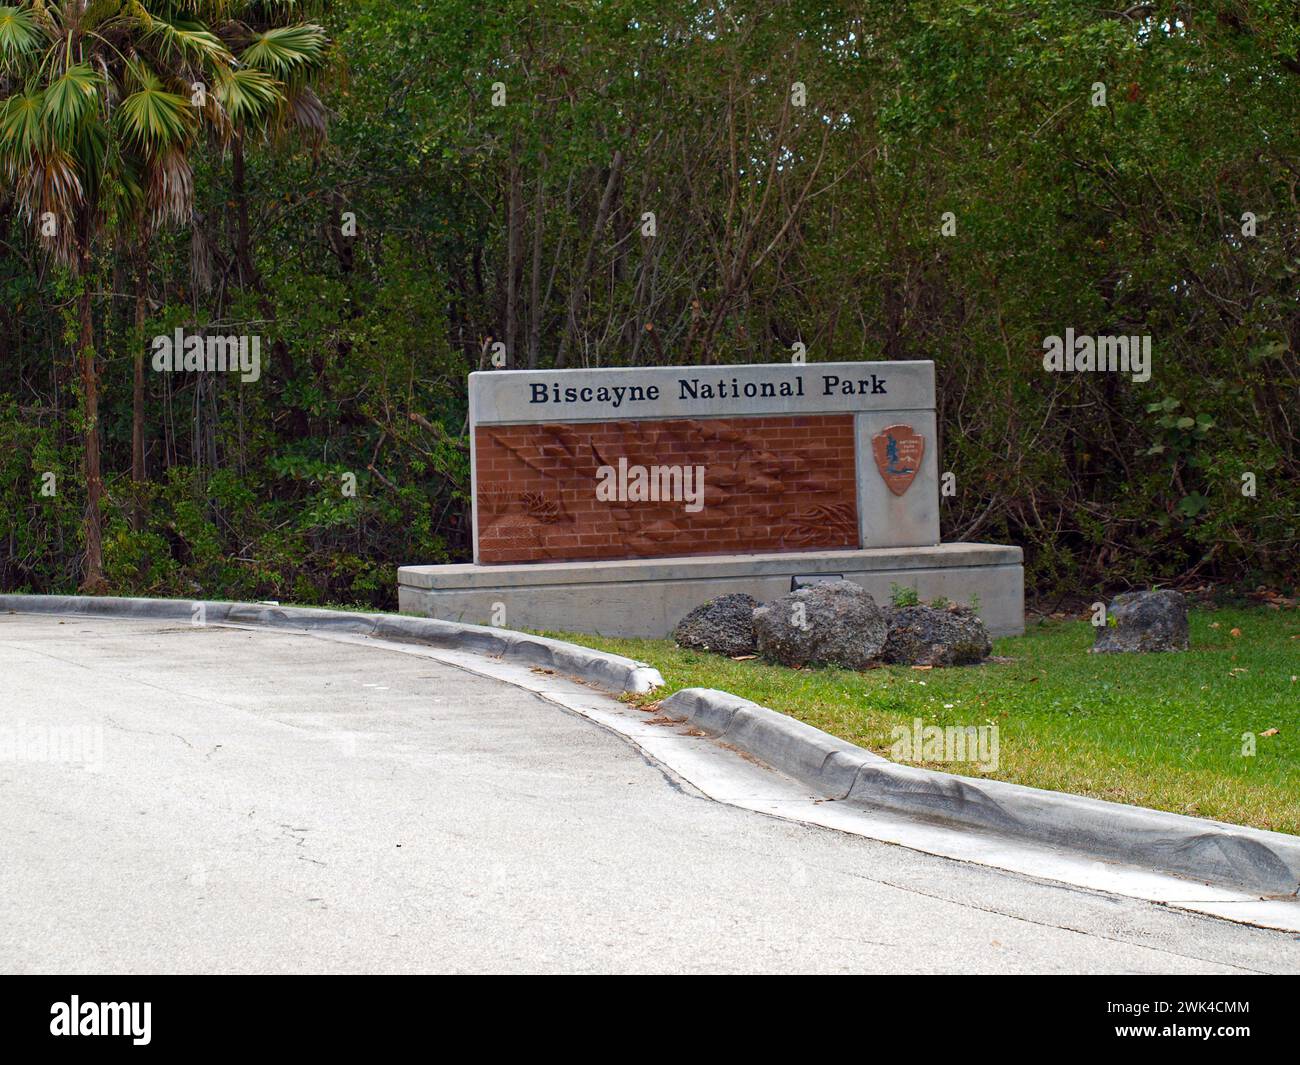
[[662, 686, 1300, 897], [0, 595, 664, 696]]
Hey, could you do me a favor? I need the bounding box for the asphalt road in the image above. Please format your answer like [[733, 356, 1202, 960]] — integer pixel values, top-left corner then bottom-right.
[[1, 613, 1297, 974]]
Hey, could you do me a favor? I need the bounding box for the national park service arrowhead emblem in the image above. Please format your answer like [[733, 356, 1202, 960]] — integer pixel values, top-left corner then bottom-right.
[[871, 424, 924, 496]]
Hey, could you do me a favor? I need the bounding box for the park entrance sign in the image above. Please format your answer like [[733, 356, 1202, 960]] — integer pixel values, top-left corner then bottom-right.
[[470, 362, 936, 564], [398, 361, 1024, 638]]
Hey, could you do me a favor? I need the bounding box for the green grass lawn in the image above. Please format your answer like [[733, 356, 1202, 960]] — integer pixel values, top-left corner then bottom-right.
[[542, 607, 1300, 835]]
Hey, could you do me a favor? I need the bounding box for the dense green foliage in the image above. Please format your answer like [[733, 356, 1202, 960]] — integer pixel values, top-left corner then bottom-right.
[[1, 2, 1297, 605]]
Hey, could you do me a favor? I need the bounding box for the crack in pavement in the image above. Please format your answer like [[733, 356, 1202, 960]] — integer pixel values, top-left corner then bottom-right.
[[104, 715, 195, 751]]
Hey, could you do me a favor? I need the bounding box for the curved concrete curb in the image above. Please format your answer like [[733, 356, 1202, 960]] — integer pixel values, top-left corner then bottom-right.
[[0, 595, 663, 695], [662, 688, 1300, 897]]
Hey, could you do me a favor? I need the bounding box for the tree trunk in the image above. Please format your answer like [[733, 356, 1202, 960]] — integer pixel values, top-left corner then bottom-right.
[[504, 146, 522, 368], [78, 247, 106, 594], [232, 134, 258, 288], [554, 150, 624, 369], [132, 246, 148, 493], [527, 162, 546, 368]]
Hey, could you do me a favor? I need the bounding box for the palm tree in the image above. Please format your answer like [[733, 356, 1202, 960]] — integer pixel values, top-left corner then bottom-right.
[[126, 3, 330, 490], [0, 1, 328, 591]]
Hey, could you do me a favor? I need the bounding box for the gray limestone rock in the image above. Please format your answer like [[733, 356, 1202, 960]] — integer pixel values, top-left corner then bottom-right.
[[1091, 590, 1189, 653], [753, 580, 888, 670], [673, 593, 760, 657]]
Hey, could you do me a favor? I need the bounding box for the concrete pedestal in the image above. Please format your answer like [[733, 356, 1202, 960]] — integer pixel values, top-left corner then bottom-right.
[[398, 543, 1024, 639]]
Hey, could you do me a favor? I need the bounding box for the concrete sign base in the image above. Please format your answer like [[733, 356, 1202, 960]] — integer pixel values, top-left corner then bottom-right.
[[397, 543, 1024, 639]]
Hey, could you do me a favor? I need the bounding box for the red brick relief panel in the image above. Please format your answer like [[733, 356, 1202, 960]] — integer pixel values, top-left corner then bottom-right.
[[475, 415, 859, 563]]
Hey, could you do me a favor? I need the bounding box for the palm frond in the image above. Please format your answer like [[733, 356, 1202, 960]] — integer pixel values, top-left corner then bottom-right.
[[41, 63, 102, 140], [145, 141, 193, 225], [227, 2, 312, 22], [82, 0, 132, 33], [144, 16, 233, 67], [118, 68, 195, 154], [0, 88, 46, 165], [100, 139, 146, 229], [0, 5, 42, 71], [15, 145, 83, 265], [71, 112, 111, 195], [277, 81, 326, 146], [212, 64, 282, 128], [239, 23, 327, 84]]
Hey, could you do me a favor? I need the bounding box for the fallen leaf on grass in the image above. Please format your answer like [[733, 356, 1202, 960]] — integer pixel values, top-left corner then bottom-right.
[[1261, 728, 1280, 737], [1255, 589, 1298, 609], [730, 654, 757, 661], [1209, 622, 1221, 629], [1230, 627, 1242, 638]]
